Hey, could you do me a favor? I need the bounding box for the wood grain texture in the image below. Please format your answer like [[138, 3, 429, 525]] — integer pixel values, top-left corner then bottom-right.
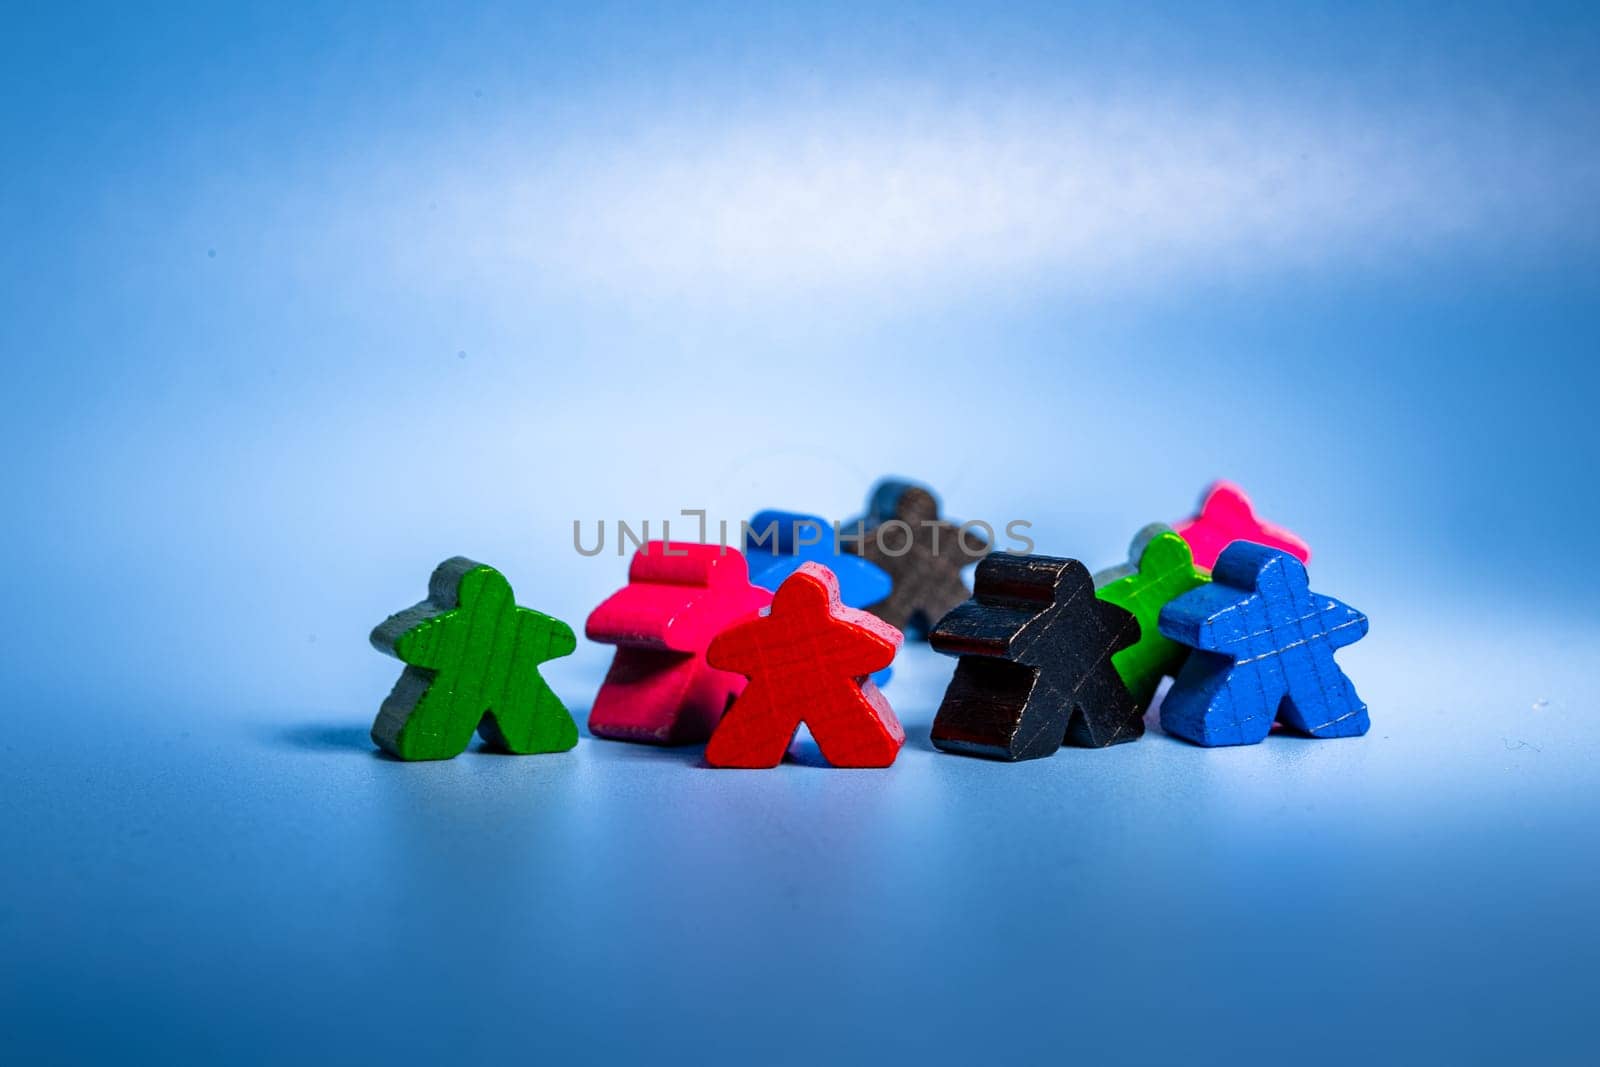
[[705, 562, 904, 768], [1174, 480, 1311, 571], [844, 479, 987, 639], [369, 557, 577, 760], [930, 554, 1141, 761], [1157, 542, 1369, 747], [585, 542, 772, 745], [745, 509, 894, 685], [1093, 524, 1210, 710]]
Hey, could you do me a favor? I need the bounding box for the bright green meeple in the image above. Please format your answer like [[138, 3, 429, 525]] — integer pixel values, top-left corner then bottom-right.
[[369, 557, 578, 760], [1093, 525, 1210, 709]]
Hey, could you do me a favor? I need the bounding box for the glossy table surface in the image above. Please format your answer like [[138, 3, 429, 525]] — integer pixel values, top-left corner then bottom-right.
[[5, 610, 1594, 1065]]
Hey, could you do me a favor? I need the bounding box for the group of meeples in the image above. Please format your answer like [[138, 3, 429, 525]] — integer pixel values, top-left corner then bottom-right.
[[368, 479, 1370, 765]]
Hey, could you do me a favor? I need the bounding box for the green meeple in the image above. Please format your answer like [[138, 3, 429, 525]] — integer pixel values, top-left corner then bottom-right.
[[1094, 525, 1210, 709], [370, 557, 578, 760]]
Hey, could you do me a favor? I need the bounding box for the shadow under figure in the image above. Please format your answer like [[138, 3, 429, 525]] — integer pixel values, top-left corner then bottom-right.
[[271, 722, 382, 754]]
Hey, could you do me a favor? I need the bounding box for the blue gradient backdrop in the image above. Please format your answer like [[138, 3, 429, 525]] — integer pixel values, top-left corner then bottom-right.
[[3, 3, 1597, 1064]]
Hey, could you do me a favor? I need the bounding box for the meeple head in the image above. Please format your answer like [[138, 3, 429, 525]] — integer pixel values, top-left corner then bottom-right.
[[867, 479, 940, 525], [455, 563, 512, 607], [973, 552, 1091, 606], [627, 540, 752, 587], [1212, 541, 1307, 599], [427, 556, 504, 608], [1133, 525, 1197, 577], [771, 561, 842, 616], [747, 510, 830, 554], [1198, 481, 1254, 522]]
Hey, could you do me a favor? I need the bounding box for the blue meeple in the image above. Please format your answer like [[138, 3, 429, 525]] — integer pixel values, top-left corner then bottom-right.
[[1157, 542, 1369, 747], [745, 510, 892, 606]]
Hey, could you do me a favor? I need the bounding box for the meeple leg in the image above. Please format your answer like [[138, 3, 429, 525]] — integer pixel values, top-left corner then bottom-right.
[[932, 658, 1057, 761]]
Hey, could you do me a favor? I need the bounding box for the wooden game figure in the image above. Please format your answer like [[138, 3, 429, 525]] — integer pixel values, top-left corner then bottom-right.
[[370, 557, 578, 760], [745, 509, 894, 685], [586, 542, 772, 745], [1094, 524, 1210, 711], [745, 509, 892, 605], [845, 478, 987, 638], [1174, 480, 1310, 571], [1158, 542, 1369, 747], [930, 554, 1141, 761], [705, 562, 904, 768]]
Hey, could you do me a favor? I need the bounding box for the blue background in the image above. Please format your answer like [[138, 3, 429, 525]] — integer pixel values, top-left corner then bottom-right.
[[3, 3, 1597, 1063]]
